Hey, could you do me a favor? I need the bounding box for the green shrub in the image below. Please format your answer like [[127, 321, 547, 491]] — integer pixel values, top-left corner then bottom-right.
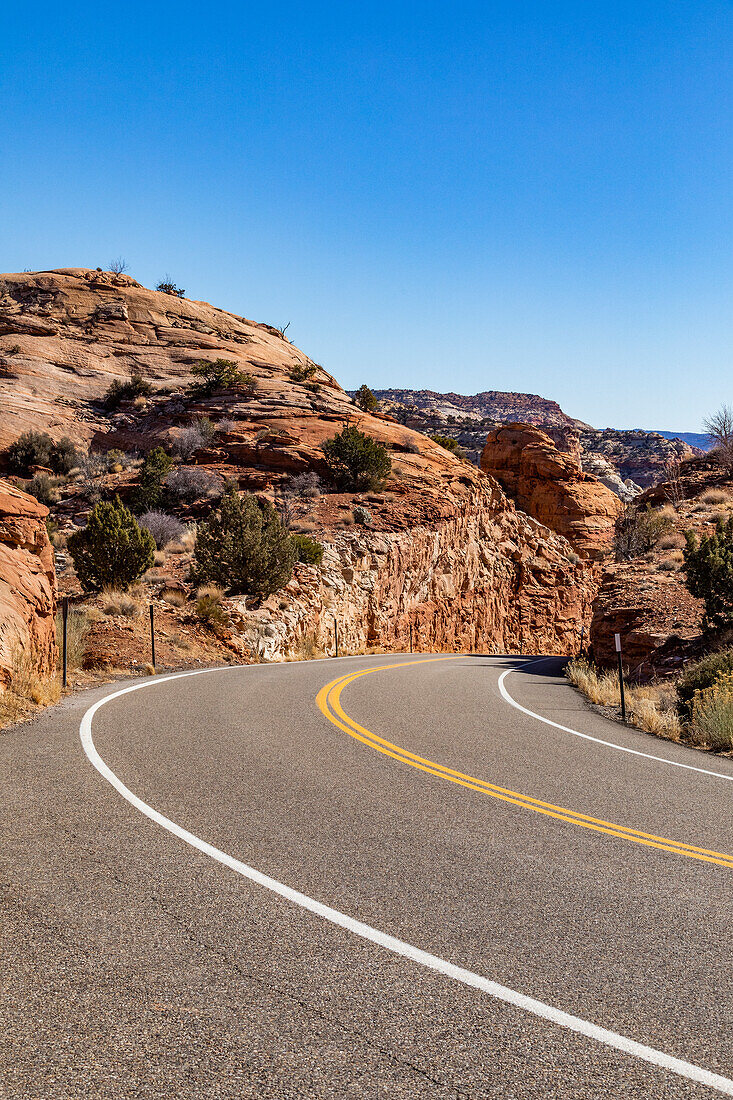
[[68, 495, 155, 592], [191, 486, 295, 598], [288, 362, 317, 383], [354, 384, 378, 412], [5, 431, 78, 475], [677, 649, 733, 720], [156, 279, 185, 297], [430, 434, 466, 459], [187, 358, 251, 397], [689, 672, 733, 750], [133, 446, 173, 512], [25, 473, 59, 505], [291, 533, 324, 565], [353, 505, 373, 526], [684, 516, 733, 632], [614, 504, 675, 560], [321, 424, 391, 492], [103, 373, 152, 411], [195, 586, 228, 628]]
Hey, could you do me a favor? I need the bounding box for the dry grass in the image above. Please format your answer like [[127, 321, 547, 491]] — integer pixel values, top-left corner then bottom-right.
[[700, 488, 731, 505], [296, 631, 325, 661], [566, 660, 681, 741], [153, 550, 167, 567], [55, 606, 90, 672], [161, 587, 187, 608], [657, 532, 686, 551], [0, 642, 60, 729], [100, 589, 142, 617], [688, 673, 733, 751], [196, 584, 224, 603]]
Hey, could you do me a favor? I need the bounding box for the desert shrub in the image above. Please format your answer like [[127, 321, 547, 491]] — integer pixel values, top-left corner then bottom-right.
[[217, 418, 237, 434], [700, 488, 731, 505], [566, 659, 620, 707], [677, 649, 733, 720], [195, 585, 228, 627], [191, 486, 295, 598], [291, 533, 324, 565], [683, 516, 733, 631], [703, 405, 733, 471], [156, 279, 185, 297], [657, 532, 687, 551], [173, 425, 207, 460], [289, 361, 317, 383], [55, 606, 89, 672], [286, 471, 322, 498], [25, 473, 59, 505], [187, 358, 251, 397], [689, 672, 733, 750], [161, 586, 187, 608], [658, 556, 681, 571], [103, 373, 152, 411], [138, 510, 185, 549], [430, 434, 466, 459], [354, 384, 378, 412], [353, 504, 373, 526], [614, 504, 675, 560], [100, 588, 142, 617], [165, 466, 222, 501], [134, 447, 173, 511], [68, 495, 155, 592], [567, 660, 681, 739], [5, 431, 78, 475], [321, 425, 391, 492]]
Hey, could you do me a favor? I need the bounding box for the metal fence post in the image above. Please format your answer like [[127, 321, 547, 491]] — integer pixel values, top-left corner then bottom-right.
[[333, 617, 339, 659], [409, 623, 413, 653], [62, 596, 69, 689], [150, 604, 156, 670], [615, 632, 626, 722]]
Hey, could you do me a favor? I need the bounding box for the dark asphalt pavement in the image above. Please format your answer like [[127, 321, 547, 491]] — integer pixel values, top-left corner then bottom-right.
[[2, 654, 732, 1098]]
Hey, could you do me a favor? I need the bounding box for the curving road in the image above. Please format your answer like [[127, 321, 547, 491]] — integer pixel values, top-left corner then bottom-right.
[[2, 654, 733, 1099]]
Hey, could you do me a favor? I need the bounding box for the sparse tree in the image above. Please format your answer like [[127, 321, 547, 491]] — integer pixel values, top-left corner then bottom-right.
[[354, 384, 378, 413], [109, 257, 129, 275], [703, 405, 733, 470], [187, 359, 251, 397], [156, 276, 185, 297], [321, 424, 392, 491]]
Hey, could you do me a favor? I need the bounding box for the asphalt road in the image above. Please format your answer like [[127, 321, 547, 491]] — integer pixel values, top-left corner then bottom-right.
[[2, 654, 733, 1099]]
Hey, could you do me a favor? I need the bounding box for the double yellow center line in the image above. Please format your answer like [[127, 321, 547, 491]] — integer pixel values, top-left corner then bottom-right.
[[316, 658, 733, 869]]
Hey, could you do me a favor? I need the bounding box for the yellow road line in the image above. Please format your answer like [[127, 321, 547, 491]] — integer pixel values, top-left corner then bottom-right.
[[316, 658, 733, 869]]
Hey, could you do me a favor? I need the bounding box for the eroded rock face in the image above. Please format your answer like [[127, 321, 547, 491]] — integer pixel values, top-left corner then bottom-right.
[[480, 424, 623, 559], [0, 270, 601, 656], [233, 479, 597, 660], [0, 480, 56, 688]]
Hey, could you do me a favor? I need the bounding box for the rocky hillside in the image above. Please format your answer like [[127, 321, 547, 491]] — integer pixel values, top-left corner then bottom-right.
[[0, 480, 56, 688], [0, 269, 610, 666], [589, 455, 733, 677], [369, 388, 701, 492]]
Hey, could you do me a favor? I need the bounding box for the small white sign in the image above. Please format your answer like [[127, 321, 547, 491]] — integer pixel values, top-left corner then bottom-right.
[[614, 633, 622, 653]]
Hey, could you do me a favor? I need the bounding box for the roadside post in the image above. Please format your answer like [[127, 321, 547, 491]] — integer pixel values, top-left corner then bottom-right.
[[615, 633, 626, 723], [580, 625, 585, 656], [150, 604, 156, 670], [61, 597, 69, 689], [409, 623, 413, 653], [333, 617, 339, 659]]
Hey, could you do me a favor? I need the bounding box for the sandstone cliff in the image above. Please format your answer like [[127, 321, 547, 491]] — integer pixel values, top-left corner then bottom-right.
[[480, 424, 622, 560], [0, 480, 56, 688], [0, 269, 604, 659]]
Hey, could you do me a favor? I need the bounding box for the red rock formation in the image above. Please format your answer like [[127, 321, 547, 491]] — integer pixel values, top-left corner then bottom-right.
[[0, 480, 56, 688], [0, 270, 602, 657], [480, 424, 622, 559]]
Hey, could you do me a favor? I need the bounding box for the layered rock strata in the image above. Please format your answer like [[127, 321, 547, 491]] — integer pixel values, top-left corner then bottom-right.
[[0, 480, 56, 688]]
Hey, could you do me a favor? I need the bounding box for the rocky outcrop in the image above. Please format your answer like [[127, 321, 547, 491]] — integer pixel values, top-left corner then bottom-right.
[[0, 480, 56, 688], [372, 388, 582, 429], [0, 269, 602, 657], [227, 478, 596, 660], [578, 428, 700, 489], [480, 424, 623, 559]]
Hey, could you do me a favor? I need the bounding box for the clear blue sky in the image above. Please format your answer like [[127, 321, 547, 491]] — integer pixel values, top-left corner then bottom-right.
[[2, 2, 731, 431]]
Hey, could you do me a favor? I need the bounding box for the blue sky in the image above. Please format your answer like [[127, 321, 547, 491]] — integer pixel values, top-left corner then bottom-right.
[[2, 2, 731, 431]]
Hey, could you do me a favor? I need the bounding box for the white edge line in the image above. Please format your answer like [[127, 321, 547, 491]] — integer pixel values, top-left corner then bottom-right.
[[499, 657, 733, 782], [77, 661, 733, 1094]]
